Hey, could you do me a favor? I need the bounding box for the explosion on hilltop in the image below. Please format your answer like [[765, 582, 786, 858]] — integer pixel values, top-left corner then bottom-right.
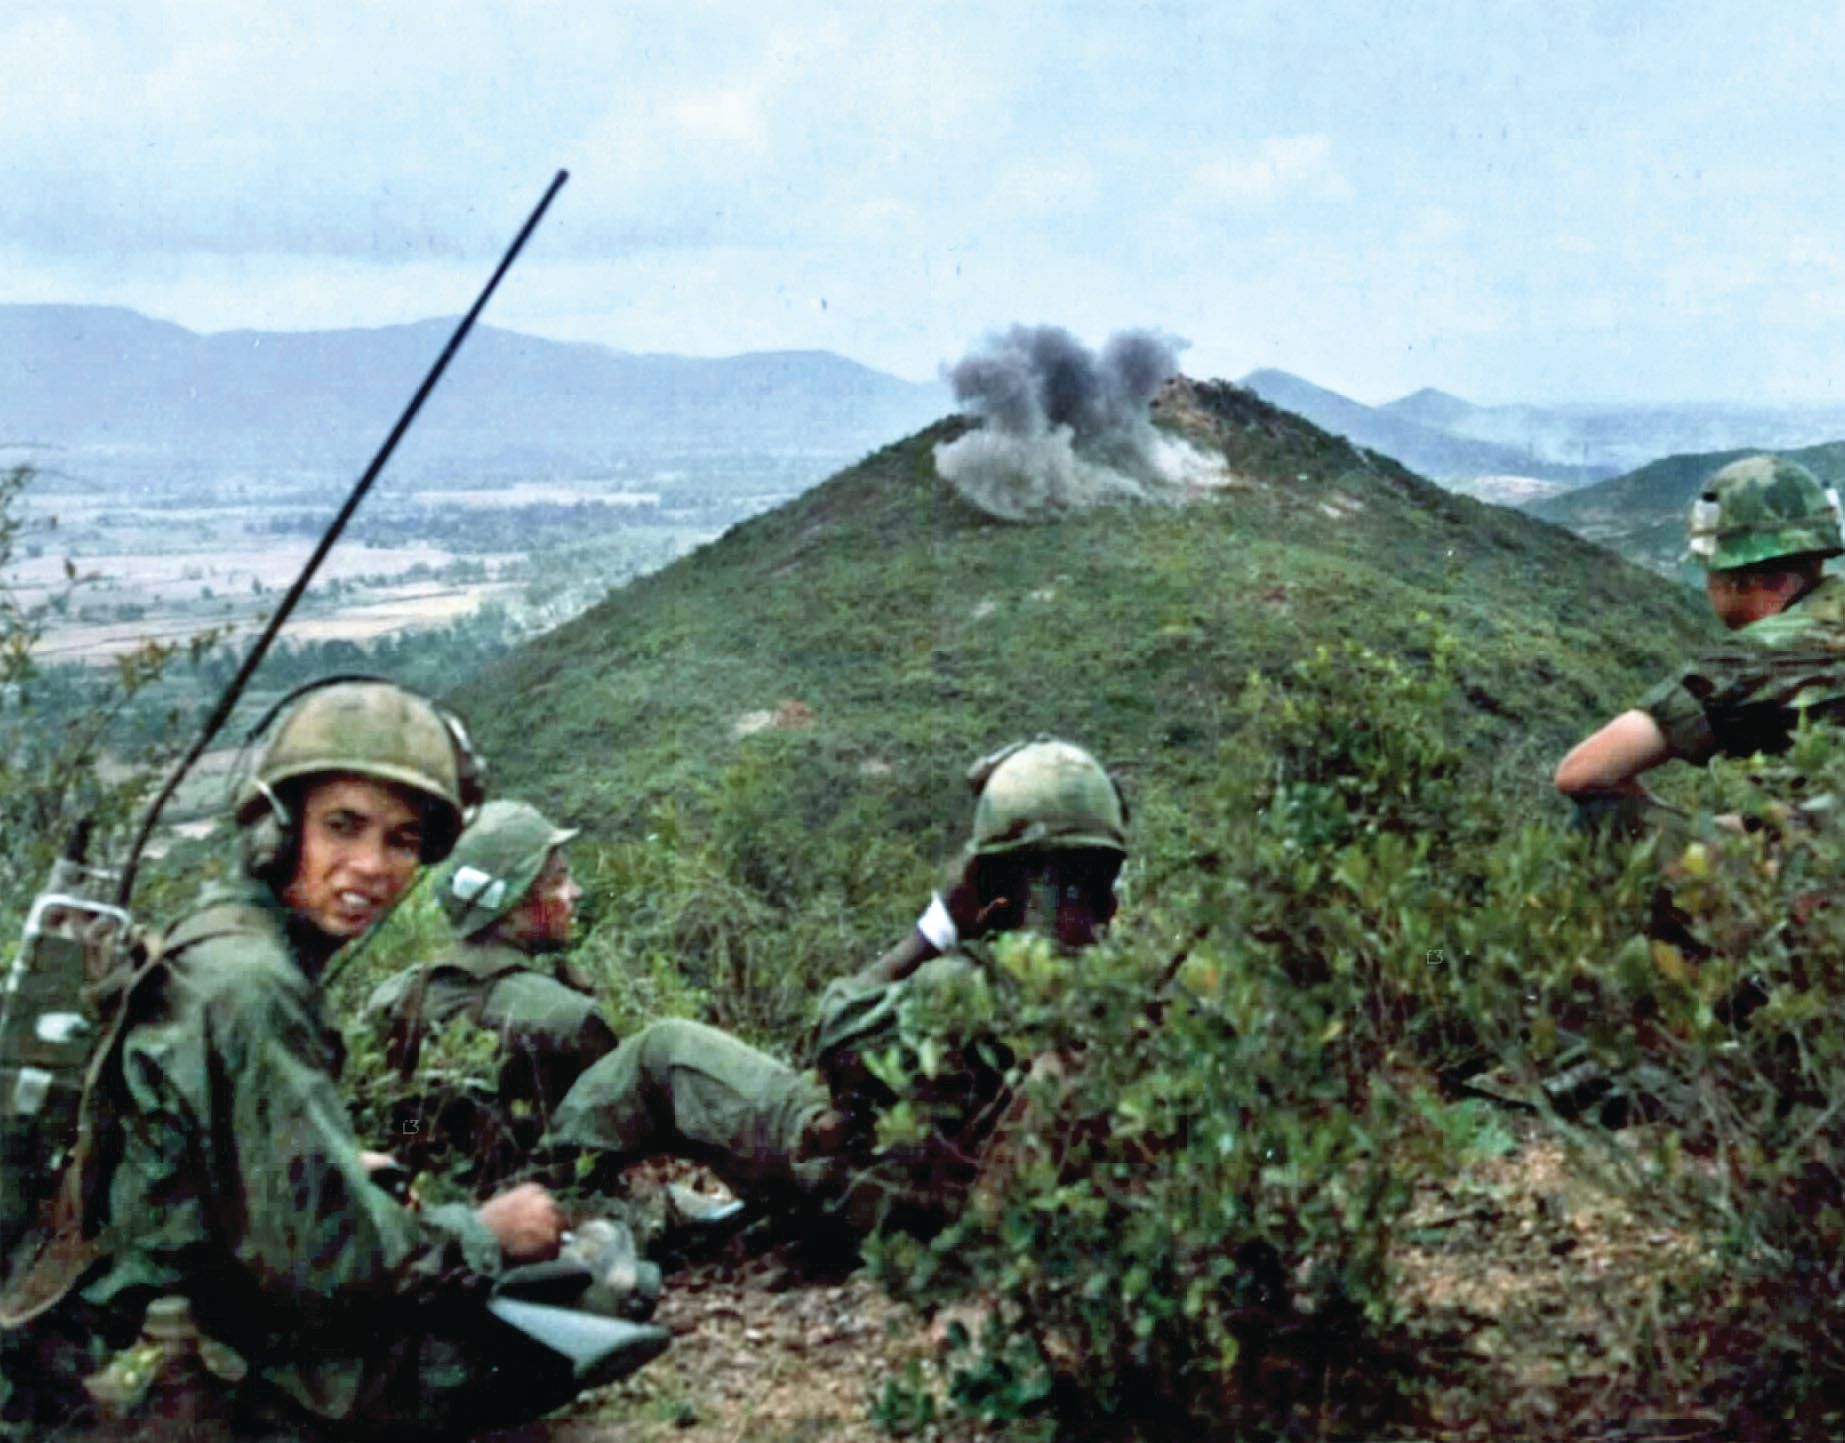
[[933, 324, 1230, 520]]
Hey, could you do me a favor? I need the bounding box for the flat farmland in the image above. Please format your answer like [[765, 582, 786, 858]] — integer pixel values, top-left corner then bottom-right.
[[5, 479, 739, 666]]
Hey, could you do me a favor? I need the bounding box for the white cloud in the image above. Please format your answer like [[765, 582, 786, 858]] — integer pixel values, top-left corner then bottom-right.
[[669, 85, 769, 150], [988, 157, 1102, 221], [1183, 136, 1353, 211]]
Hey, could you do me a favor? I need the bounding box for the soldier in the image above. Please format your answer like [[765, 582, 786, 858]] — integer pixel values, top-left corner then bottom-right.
[[1555, 454, 1845, 807], [366, 800, 615, 1179], [547, 735, 1128, 1231], [0, 681, 665, 1438]]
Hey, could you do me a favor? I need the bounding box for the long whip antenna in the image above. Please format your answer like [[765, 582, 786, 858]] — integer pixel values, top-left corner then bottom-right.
[[115, 170, 569, 907]]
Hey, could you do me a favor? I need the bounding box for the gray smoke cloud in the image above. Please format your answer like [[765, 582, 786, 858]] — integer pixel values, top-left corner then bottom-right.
[[933, 324, 1229, 521]]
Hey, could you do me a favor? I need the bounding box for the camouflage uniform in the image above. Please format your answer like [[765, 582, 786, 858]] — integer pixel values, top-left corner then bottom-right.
[[367, 801, 615, 1178], [368, 943, 614, 1126], [1, 684, 660, 1436], [1641, 456, 1845, 766], [550, 737, 1125, 1229], [2, 876, 587, 1436], [1640, 574, 1845, 765]]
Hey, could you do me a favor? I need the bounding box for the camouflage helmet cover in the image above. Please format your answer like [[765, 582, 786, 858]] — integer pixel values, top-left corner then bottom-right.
[[440, 799, 579, 937], [967, 735, 1128, 857], [235, 680, 479, 861], [1688, 454, 1845, 572]]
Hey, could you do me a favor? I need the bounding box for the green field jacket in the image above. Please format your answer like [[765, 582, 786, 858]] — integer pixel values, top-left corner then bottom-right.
[[1642, 573, 1845, 764], [69, 878, 501, 1419]]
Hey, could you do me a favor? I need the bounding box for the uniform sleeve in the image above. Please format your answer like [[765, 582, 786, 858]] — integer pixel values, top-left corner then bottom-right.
[[113, 960, 500, 1329], [1640, 643, 1845, 765], [1638, 670, 1719, 765], [481, 972, 614, 1062]]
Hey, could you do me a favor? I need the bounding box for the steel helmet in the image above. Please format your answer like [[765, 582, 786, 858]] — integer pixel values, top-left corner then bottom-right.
[[235, 680, 482, 862], [967, 736, 1128, 857], [440, 799, 579, 937], [1688, 455, 1845, 572]]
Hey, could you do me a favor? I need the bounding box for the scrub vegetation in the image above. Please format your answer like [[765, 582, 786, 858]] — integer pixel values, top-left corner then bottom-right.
[[13, 381, 1845, 1436]]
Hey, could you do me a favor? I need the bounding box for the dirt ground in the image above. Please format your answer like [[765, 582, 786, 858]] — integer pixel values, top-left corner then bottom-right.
[[1396, 1118, 1720, 1438], [471, 1118, 1729, 1443], [490, 1253, 935, 1443]]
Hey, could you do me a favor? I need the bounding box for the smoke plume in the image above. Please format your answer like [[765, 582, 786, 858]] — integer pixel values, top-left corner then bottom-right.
[[933, 325, 1228, 520]]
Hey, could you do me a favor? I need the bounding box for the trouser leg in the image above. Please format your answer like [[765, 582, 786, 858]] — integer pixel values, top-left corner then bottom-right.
[[548, 1020, 832, 1197]]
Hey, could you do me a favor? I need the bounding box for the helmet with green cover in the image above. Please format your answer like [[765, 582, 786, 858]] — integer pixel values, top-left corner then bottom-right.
[[967, 735, 1128, 857], [235, 679, 483, 865], [441, 799, 580, 937], [1687, 455, 1845, 572]]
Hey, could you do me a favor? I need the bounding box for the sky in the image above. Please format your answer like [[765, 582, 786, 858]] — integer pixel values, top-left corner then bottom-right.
[[4, 1, 1844, 406]]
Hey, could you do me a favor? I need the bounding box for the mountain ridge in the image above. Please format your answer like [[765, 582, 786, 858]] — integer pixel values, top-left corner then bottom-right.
[[1239, 369, 1607, 485], [0, 303, 952, 479]]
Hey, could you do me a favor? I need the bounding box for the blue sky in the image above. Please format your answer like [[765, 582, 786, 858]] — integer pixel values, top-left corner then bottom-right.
[[3, 1, 1842, 404]]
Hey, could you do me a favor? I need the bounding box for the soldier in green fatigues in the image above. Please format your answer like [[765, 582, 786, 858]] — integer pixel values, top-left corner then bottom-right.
[[0, 681, 665, 1438], [1556, 455, 1845, 805], [1538, 456, 1845, 1116], [366, 801, 616, 1177], [547, 736, 1128, 1230]]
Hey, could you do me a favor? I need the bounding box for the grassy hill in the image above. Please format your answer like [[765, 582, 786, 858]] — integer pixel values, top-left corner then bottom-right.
[[453, 376, 1712, 965], [1530, 437, 1845, 582], [427, 380, 1845, 1437]]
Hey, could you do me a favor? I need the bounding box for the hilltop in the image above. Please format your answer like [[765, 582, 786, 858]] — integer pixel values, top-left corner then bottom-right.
[[455, 375, 1712, 910], [1529, 438, 1845, 581], [418, 379, 1775, 1439]]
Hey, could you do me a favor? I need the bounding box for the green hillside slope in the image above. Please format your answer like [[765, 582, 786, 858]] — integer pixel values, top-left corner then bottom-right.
[[453, 378, 1710, 953], [1530, 437, 1845, 581], [420, 380, 1839, 1435]]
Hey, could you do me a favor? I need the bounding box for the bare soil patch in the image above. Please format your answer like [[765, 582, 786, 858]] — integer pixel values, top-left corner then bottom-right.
[[502, 1256, 934, 1443]]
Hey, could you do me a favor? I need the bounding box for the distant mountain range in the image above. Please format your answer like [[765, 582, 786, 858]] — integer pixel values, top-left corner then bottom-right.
[[0, 304, 952, 484], [1238, 370, 1608, 485], [1240, 369, 1845, 486]]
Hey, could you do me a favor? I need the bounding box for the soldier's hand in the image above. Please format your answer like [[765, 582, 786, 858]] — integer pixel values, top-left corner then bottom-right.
[[478, 1182, 566, 1262], [940, 855, 1007, 942]]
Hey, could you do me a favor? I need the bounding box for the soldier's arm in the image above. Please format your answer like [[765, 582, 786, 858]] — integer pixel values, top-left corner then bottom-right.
[[1554, 710, 1672, 797], [841, 855, 1013, 992], [171, 965, 507, 1319], [848, 928, 940, 991]]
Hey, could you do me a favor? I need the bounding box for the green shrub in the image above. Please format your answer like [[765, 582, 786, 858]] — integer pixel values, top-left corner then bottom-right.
[[862, 630, 1508, 1438], [1530, 726, 1845, 1436], [865, 917, 1452, 1438]]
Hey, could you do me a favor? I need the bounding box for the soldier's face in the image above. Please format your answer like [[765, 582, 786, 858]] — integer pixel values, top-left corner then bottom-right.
[[283, 775, 425, 939], [1706, 569, 1798, 630], [500, 848, 581, 952], [981, 850, 1121, 951]]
